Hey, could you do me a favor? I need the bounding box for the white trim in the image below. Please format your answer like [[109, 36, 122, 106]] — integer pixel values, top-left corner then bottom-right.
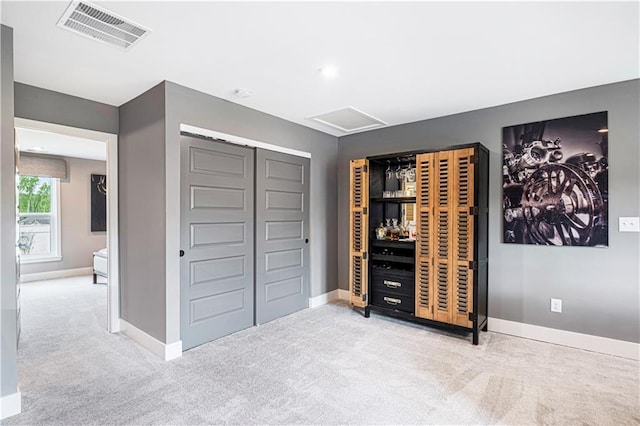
[[0, 389, 21, 420], [180, 124, 312, 159], [19, 255, 62, 264], [106, 126, 120, 333], [119, 319, 182, 361], [20, 266, 92, 283], [489, 317, 640, 360], [309, 289, 339, 308], [15, 118, 114, 144], [338, 288, 350, 301], [52, 179, 61, 259], [15, 119, 120, 334], [165, 340, 183, 361]]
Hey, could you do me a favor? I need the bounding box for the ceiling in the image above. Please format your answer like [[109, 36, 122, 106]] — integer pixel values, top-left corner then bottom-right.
[[2, 1, 639, 137], [15, 127, 106, 161]]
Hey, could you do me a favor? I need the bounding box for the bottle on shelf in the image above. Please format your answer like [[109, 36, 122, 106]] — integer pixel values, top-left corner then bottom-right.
[[401, 222, 409, 239], [391, 219, 400, 241], [385, 219, 392, 240], [375, 223, 386, 240]]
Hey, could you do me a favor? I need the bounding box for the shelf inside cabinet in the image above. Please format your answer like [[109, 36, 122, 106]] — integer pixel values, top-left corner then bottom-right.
[[370, 196, 416, 203], [371, 239, 415, 249], [371, 253, 414, 264]]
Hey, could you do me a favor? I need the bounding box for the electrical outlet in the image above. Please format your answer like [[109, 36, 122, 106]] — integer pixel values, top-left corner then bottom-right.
[[619, 217, 640, 232], [550, 298, 562, 313]]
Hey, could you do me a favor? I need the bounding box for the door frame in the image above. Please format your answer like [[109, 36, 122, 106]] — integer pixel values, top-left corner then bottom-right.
[[180, 124, 311, 160], [14, 118, 120, 333]]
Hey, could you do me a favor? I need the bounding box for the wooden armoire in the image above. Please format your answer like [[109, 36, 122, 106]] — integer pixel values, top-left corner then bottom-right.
[[349, 143, 489, 344]]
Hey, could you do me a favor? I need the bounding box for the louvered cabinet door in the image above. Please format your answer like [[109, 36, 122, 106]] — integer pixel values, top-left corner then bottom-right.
[[433, 150, 454, 323], [451, 148, 475, 327], [415, 153, 435, 319], [349, 159, 369, 308]]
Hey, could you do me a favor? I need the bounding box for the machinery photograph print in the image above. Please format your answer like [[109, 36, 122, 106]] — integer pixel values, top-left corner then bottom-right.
[[502, 111, 608, 247]]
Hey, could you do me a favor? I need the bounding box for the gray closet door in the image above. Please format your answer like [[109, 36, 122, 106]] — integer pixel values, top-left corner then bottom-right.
[[255, 149, 310, 324], [180, 134, 254, 350]]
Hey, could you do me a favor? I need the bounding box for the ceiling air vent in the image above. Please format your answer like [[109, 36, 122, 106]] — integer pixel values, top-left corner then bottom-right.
[[308, 107, 387, 133], [57, 1, 150, 51]]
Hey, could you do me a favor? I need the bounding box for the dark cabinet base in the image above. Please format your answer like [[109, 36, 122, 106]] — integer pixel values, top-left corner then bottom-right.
[[362, 304, 487, 345]]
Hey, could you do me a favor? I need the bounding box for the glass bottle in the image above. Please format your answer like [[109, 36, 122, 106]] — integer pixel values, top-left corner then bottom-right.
[[385, 219, 392, 240], [391, 218, 400, 240], [375, 223, 386, 240], [400, 221, 408, 239]]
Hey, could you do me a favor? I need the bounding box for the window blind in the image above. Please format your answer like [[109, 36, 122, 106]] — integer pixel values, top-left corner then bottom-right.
[[18, 153, 68, 180]]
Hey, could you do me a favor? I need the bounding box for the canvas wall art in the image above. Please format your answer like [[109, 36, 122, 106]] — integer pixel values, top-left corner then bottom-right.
[[502, 111, 608, 247], [91, 174, 107, 232]]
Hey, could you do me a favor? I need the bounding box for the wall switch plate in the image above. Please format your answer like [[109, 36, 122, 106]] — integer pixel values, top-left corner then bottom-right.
[[550, 298, 562, 313], [619, 217, 640, 232]]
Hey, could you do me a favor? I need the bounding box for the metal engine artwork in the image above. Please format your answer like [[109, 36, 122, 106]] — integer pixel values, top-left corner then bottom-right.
[[502, 111, 608, 247]]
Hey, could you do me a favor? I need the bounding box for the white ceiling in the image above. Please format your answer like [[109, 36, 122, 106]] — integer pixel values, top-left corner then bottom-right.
[[2, 1, 639, 137], [15, 127, 106, 161]]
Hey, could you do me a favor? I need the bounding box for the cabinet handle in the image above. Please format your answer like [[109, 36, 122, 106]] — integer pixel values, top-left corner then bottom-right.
[[383, 297, 401, 305], [383, 280, 401, 288]]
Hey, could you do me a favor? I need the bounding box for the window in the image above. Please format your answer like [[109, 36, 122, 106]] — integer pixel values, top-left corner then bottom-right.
[[17, 176, 61, 263]]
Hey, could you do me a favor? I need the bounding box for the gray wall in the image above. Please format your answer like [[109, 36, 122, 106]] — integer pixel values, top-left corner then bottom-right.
[[3, 64, 117, 406], [0, 24, 18, 401], [118, 81, 339, 345], [15, 83, 118, 134], [118, 83, 167, 342], [20, 157, 107, 275], [338, 79, 640, 343], [163, 82, 339, 343]]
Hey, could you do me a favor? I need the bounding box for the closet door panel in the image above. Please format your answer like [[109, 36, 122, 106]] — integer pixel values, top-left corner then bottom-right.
[[255, 149, 310, 325], [349, 159, 369, 308], [180, 135, 255, 350]]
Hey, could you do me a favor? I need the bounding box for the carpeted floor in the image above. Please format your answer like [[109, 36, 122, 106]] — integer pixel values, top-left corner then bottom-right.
[[5, 275, 639, 425]]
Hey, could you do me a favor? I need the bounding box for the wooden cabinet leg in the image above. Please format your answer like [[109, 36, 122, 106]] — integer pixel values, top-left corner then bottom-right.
[[473, 329, 479, 345]]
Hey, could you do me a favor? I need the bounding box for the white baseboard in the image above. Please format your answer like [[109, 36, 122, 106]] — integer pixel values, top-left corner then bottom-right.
[[119, 319, 182, 361], [309, 289, 339, 308], [0, 389, 21, 420], [338, 288, 350, 301], [489, 317, 639, 360], [20, 267, 92, 283]]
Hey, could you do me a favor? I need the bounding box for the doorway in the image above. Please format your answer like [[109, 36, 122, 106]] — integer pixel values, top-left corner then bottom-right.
[[14, 118, 120, 333]]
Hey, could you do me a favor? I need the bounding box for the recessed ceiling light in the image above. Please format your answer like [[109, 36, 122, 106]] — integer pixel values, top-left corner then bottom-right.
[[27, 146, 46, 152], [598, 128, 608, 133], [234, 88, 252, 98], [320, 65, 338, 79]]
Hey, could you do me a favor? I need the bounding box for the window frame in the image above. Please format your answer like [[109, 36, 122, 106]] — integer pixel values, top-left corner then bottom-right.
[[18, 177, 62, 264]]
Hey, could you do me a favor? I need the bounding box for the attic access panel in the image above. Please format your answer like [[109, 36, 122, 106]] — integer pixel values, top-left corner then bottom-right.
[[309, 107, 387, 133]]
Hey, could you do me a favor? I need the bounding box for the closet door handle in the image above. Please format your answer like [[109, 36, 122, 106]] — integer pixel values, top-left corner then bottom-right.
[[179, 250, 185, 257], [305, 239, 309, 244]]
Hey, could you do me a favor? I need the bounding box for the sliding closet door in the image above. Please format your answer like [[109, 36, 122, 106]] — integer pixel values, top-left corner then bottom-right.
[[255, 149, 310, 325], [180, 135, 255, 350]]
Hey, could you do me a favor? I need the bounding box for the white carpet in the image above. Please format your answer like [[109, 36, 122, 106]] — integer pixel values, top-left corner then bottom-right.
[[6, 276, 639, 425]]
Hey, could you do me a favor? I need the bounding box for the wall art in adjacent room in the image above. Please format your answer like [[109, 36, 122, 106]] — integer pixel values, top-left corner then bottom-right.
[[502, 111, 608, 247], [91, 174, 107, 232]]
